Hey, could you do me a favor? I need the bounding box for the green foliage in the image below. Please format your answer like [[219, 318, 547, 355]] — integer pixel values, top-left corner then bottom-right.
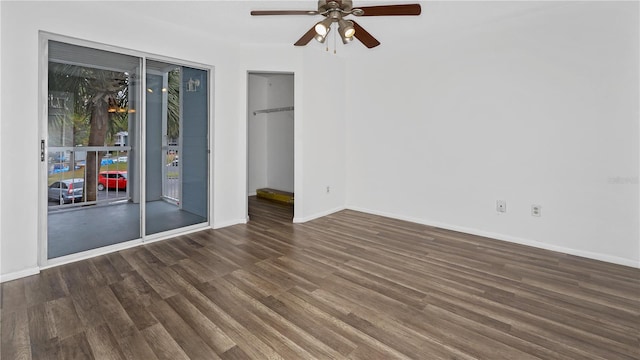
[[48, 62, 130, 146], [167, 68, 180, 141]]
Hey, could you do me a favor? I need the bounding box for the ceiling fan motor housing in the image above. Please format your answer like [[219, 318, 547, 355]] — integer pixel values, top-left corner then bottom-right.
[[318, 0, 353, 13]]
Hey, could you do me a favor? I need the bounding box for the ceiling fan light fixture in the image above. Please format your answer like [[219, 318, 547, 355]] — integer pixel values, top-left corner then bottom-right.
[[338, 19, 355, 39], [345, 27, 356, 38], [314, 17, 333, 36], [314, 27, 330, 43]]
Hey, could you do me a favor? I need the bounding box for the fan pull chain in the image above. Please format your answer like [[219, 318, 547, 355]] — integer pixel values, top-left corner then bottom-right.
[[326, 29, 329, 52]]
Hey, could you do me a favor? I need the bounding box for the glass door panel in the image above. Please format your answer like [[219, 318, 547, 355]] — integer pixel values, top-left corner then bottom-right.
[[145, 60, 208, 235], [46, 40, 141, 259]]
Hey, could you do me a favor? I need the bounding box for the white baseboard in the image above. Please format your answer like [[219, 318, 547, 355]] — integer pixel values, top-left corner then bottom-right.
[[0, 267, 40, 283], [293, 206, 346, 223], [41, 239, 144, 271], [212, 218, 247, 229], [347, 206, 640, 269], [143, 224, 213, 245], [5, 224, 216, 282]]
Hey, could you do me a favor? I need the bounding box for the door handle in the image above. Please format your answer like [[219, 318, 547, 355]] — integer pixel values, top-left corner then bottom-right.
[[41, 140, 45, 162]]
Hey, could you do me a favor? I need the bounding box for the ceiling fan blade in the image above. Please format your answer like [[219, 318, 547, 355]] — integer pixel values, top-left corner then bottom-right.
[[354, 4, 421, 16], [352, 21, 381, 48], [294, 26, 317, 46], [251, 10, 319, 16]]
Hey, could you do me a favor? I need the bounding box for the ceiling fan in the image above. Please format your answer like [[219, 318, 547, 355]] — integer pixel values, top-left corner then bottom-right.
[[251, 0, 421, 49]]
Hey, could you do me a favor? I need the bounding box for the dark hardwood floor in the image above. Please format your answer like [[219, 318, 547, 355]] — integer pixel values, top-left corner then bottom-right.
[[2, 196, 639, 359]]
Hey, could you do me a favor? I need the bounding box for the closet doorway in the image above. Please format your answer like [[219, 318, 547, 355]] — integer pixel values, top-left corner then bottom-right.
[[247, 72, 294, 222]]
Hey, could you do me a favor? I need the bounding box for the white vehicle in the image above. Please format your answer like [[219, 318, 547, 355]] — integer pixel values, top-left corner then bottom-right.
[[48, 178, 84, 205]]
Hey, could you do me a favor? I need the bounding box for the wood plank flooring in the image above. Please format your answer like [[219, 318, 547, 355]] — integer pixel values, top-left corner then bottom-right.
[[2, 196, 639, 359]]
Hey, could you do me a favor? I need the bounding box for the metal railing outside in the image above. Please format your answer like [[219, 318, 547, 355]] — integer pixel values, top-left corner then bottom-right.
[[163, 145, 180, 203], [47, 146, 131, 210]]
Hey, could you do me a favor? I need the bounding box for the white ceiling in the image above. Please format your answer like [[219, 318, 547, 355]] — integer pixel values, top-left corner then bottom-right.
[[125, 1, 567, 53]]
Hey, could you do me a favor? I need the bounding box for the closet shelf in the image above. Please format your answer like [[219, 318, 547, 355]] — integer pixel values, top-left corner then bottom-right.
[[253, 106, 294, 116]]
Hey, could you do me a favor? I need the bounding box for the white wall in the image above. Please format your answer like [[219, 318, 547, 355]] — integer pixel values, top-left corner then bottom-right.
[[0, 0, 3, 274], [266, 74, 295, 193], [346, 2, 639, 266], [297, 50, 347, 221], [0, 2, 3, 278], [247, 74, 269, 195]]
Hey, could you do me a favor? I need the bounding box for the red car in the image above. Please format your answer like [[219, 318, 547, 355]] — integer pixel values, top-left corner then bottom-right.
[[97, 171, 128, 191]]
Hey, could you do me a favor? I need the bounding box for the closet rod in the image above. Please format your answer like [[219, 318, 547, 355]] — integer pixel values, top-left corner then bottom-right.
[[253, 106, 294, 116]]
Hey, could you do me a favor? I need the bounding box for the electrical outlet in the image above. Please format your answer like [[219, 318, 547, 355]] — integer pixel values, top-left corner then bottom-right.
[[531, 204, 541, 217], [326, 186, 330, 194], [496, 200, 507, 213]]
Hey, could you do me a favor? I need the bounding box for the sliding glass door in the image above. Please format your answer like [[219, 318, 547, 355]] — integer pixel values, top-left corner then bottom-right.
[[44, 38, 209, 261]]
